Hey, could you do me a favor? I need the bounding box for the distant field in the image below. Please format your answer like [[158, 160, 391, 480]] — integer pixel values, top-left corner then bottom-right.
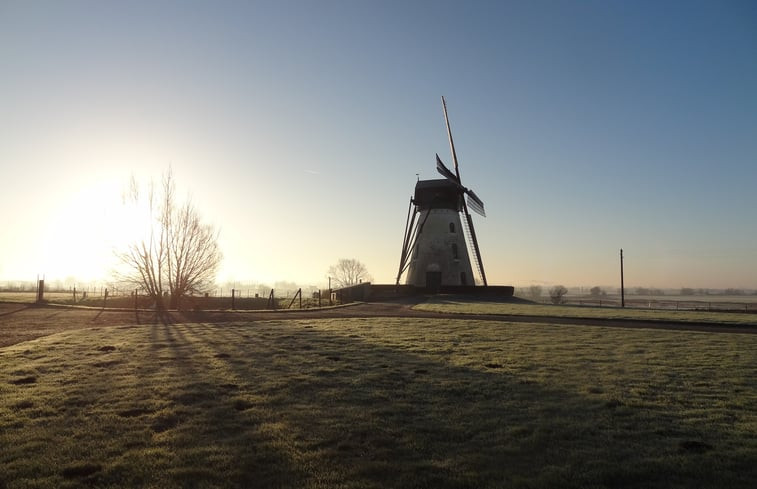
[[1, 318, 755, 488], [628, 294, 757, 304], [415, 297, 757, 326], [0, 291, 77, 303], [561, 294, 757, 304], [543, 293, 757, 313]]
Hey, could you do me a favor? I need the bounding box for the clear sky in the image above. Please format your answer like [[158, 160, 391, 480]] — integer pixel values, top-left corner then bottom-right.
[[1, 0, 756, 290]]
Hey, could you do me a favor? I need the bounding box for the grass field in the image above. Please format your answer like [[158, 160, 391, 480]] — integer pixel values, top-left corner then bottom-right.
[[1, 317, 755, 488], [415, 297, 757, 326], [0, 291, 79, 304]]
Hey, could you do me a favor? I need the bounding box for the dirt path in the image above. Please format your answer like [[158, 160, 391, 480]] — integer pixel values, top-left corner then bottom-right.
[[2, 299, 755, 348]]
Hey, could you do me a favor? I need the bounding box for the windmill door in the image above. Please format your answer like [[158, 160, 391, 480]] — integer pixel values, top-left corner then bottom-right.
[[425, 271, 442, 292]]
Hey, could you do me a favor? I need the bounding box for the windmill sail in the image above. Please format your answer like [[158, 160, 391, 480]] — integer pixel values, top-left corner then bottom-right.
[[435, 154, 459, 183], [437, 154, 486, 217], [441, 96, 487, 286], [466, 190, 486, 217], [442, 96, 460, 173]]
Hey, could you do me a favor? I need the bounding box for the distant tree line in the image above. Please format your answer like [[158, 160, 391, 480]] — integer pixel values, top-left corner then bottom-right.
[[680, 288, 750, 296], [633, 287, 666, 296]]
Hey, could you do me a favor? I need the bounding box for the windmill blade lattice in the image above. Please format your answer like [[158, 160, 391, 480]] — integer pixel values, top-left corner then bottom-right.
[[436, 154, 486, 217], [466, 191, 486, 217]]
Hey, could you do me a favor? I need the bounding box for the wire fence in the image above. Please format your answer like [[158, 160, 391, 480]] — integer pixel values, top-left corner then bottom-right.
[[0, 283, 336, 311], [539, 296, 757, 314]]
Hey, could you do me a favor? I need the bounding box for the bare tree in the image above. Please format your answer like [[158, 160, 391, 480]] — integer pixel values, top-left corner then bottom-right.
[[328, 258, 371, 288], [528, 285, 543, 301], [549, 285, 568, 304], [590, 286, 604, 297], [115, 169, 221, 309], [165, 198, 221, 308], [115, 175, 167, 308]]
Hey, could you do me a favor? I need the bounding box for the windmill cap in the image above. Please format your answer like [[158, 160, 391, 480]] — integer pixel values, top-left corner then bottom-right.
[[413, 179, 464, 211]]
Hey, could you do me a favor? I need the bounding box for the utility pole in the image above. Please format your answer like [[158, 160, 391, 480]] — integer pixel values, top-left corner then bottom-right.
[[620, 249, 625, 308]]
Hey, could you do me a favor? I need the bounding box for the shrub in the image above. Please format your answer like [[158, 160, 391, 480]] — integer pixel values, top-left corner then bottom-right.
[[549, 285, 568, 304]]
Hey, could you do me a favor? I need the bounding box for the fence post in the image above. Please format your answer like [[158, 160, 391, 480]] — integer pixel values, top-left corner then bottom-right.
[[36, 279, 45, 303], [231, 288, 236, 310]]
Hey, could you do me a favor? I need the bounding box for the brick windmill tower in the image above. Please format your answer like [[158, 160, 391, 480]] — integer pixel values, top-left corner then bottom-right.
[[396, 97, 487, 290]]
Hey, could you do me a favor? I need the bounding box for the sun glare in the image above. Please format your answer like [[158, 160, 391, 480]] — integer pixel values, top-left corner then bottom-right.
[[35, 177, 151, 283]]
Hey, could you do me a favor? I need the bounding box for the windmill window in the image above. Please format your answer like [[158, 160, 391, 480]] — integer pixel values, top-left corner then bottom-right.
[[449, 222, 455, 233], [451, 243, 459, 259], [461, 272, 467, 285]]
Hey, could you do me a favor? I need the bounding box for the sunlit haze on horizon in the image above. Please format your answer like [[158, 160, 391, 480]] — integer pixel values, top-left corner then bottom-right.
[[1, 0, 756, 290]]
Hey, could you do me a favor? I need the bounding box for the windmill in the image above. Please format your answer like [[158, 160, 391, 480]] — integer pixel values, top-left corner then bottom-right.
[[396, 96, 488, 290]]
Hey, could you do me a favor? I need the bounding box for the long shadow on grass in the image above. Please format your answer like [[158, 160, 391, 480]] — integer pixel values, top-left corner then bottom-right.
[[149, 322, 308, 487], [0, 304, 30, 317], [0, 321, 301, 488], [8, 321, 752, 489], [170, 321, 754, 489]]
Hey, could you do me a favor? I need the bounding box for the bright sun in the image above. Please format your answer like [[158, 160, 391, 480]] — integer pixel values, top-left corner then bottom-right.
[[38, 178, 148, 283]]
